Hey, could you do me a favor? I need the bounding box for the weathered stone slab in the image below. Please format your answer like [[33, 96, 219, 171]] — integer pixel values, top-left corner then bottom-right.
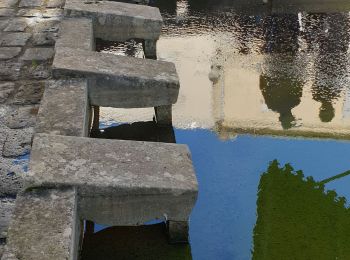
[[35, 79, 89, 137], [0, 8, 14, 17], [53, 47, 179, 108], [21, 47, 55, 61], [56, 18, 94, 51], [0, 0, 17, 8], [0, 82, 15, 103], [0, 198, 15, 240], [18, 0, 43, 7], [64, 0, 162, 41], [5, 105, 38, 128], [2, 188, 80, 260], [4, 18, 28, 32], [0, 33, 31, 46], [2, 127, 33, 157], [0, 61, 22, 80], [27, 134, 198, 225], [11, 81, 45, 105], [0, 47, 21, 60]]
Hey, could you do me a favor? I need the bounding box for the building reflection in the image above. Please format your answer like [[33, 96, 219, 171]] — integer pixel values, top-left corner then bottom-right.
[[252, 160, 350, 259]]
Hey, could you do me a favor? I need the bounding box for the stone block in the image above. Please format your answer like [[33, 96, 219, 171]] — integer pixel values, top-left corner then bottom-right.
[[0, 33, 31, 46], [2, 188, 80, 260], [0, 198, 15, 240], [0, 82, 15, 103], [56, 18, 94, 51], [21, 47, 55, 61], [4, 19, 28, 32], [12, 81, 45, 105], [35, 79, 90, 137], [64, 0, 162, 42], [5, 105, 38, 128], [53, 47, 179, 108], [2, 127, 33, 157], [0, 47, 21, 60], [18, 0, 44, 7], [46, 0, 65, 8], [27, 133, 198, 226], [0, 0, 18, 8], [0, 9, 14, 17]]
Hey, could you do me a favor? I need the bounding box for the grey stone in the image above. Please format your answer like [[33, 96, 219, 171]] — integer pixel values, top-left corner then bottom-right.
[[16, 8, 42, 17], [3, 188, 80, 260], [56, 18, 94, 51], [155, 105, 172, 125], [53, 47, 179, 108], [144, 39, 157, 59], [21, 47, 54, 61], [5, 105, 38, 128], [27, 134, 198, 226], [64, 0, 163, 42], [0, 20, 9, 30], [36, 79, 90, 137], [0, 198, 15, 239], [22, 62, 51, 79], [0, 160, 24, 196], [0, 61, 22, 80], [0, 33, 31, 46], [42, 8, 63, 18], [32, 19, 59, 33], [18, 0, 43, 7], [46, 0, 65, 8], [32, 32, 56, 46], [0, 47, 21, 60], [0, 82, 15, 103], [4, 19, 27, 32], [0, 9, 14, 17], [2, 128, 33, 157], [12, 81, 45, 104], [0, 0, 17, 8]]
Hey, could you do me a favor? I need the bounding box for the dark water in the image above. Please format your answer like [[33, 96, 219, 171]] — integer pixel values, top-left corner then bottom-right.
[[89, 0, 350, 259]]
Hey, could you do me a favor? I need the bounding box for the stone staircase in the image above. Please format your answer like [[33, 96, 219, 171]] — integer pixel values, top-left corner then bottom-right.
[[1, 1, 198, 259]]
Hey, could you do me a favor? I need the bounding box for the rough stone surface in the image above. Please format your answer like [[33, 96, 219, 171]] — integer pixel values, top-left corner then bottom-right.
[[32, 32, 57, 45], [64, 0, 163, 41], [0, 82, 15, 103], [56, 18, 94, 51], [35, 79, 89, 137], [5, 105, 38, 128], [11, 81, 45, 104], [46, 0, 64, 8], [27, 134, 198, 225], [0, 61, 22, 80], [53, 47, 179, 108], [4, 19, 27, 32], [18, 0, 43, 7], [43, 8, 63, 18], [0, 0, 17, 8], [0, 47, 21, 60], [21, 47, 54, 61], [0, 9, 14, 17], [0, 32, 31, 47], [2, 127, 33, 157], [0, 198, 15, 240], [22, 62, 51, 79], [2, 188, 79, 260]]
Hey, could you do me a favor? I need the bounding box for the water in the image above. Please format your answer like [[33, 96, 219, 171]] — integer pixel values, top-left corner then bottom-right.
[[86, 0, 350, 259]]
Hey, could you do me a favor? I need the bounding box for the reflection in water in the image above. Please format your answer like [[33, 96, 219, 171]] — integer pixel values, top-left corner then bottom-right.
[[253, 160, 350, 259], [81, 223, 191, 260]]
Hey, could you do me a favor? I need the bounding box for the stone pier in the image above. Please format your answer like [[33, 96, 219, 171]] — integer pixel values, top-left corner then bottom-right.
[[1, 0, 198, 258]]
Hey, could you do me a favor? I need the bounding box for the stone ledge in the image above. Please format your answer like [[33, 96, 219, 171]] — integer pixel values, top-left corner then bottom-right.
[[2, 188, 80, 260], [35, 79, 90, 137], [64, 0, 162, 41], [52, 47, 179, 108], [26, 133, 198, 225], [56, 18, 94, 51]]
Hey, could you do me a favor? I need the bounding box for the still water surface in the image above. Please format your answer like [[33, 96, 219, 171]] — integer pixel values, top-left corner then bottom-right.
[[87, 1, 350, 259]]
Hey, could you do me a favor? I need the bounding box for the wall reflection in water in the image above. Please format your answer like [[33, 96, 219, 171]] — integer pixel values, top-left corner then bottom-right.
[[100, 0, 350, 139], [253, 160, 350, 259]]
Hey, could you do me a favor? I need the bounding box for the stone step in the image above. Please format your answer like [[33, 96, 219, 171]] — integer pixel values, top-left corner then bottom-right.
[[35, 79, 90, 137], [52, 47, 179, 108], [1, 188, 80, 260], [64, 0, 162, 42], [56, 18, 94, 51], [26, 133, 198, 227]]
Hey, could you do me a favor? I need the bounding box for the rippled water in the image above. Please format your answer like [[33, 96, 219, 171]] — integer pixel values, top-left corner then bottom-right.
[[88, 1, 350, 259]]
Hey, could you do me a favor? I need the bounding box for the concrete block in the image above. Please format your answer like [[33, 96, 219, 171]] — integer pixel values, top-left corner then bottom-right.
[[35, 79, 90, 137], [2, 188, 80, 260], [26, 133, 198, 226], [56, 18, 94, 51], [52, 47, 179, 108], [64, 0, 162, 42]]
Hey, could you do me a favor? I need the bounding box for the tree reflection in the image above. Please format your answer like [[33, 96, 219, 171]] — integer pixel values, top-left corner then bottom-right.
[[253, 160, 350, 259]]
